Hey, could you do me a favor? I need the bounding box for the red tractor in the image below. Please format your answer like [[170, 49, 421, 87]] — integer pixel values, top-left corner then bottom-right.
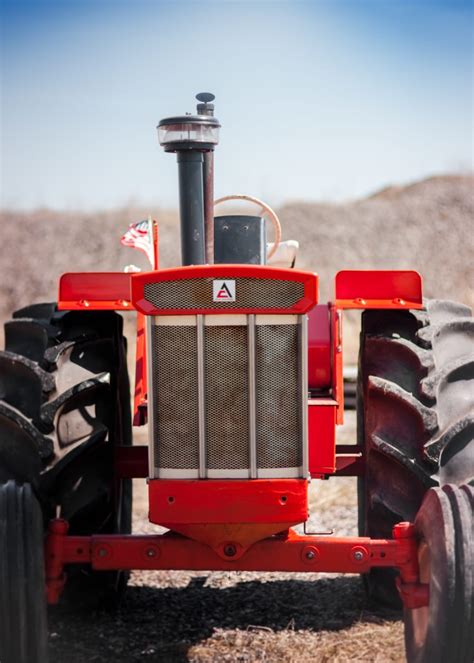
[[0, 93, 472, 663]]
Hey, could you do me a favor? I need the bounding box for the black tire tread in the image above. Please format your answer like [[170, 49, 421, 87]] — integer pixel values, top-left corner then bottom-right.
[[0, 307, 129, 482], [442, 484, 474, 662], [0, 304, 132, 605], [0, 481, 48, 663], [358, 299, 474, 606]]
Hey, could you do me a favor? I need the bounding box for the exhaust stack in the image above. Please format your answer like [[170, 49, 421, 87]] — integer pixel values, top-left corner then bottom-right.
[[157, 93, 220, 266]]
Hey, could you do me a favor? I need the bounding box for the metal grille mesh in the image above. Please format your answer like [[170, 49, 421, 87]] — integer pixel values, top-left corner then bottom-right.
[[150, 319, 303, 475], [144, 277, 304, 310], [151, 325, 199, 469], [205, 326, 249, 469], [256, 325, 301, 468]]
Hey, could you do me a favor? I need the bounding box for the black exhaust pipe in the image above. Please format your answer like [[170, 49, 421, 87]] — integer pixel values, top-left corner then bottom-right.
[[157, 93, 220, 266], [176, 150, 206, 266]]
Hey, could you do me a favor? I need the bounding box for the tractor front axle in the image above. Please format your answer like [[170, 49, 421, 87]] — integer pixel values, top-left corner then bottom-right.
[[44, 518, 428, 609]]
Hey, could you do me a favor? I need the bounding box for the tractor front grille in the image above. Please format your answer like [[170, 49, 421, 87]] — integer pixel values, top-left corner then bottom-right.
[[147, 314, 307, 479], [144, 276, 305, 311]]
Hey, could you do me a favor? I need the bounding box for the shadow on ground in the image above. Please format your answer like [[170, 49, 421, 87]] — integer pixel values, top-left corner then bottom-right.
[[48, 575, 399, 662]]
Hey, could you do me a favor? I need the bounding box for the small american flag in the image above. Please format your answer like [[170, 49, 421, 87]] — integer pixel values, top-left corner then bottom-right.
[[120, 217, 155, 267]]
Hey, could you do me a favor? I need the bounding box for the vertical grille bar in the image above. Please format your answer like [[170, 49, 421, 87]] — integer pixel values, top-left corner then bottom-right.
[[248, 314, 257, 478], [300, 314, 309, 478], [146, 315, 156, 478], [197, 314, 207, 478]]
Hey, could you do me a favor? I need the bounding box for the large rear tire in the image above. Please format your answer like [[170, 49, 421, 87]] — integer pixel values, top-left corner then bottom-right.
[[0, 303, 132, 605], [357, 299, 474, 606], [0, 481, 48, 663]]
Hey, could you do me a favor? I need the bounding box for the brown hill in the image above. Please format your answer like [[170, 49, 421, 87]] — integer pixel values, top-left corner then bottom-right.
[[279, 174, 473, 304], [1, 174, 472, 341]]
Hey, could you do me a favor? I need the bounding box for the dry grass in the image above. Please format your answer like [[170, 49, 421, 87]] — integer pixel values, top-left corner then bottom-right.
[[188, 622, 405, 662]]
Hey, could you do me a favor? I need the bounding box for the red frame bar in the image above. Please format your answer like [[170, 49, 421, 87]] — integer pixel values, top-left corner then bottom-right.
[[335, 445, 364, 476], [45, 520, 428, 609], [335, 270, 423, 309], [63, 533, 407, 572], [58, 272, 132, 310], [131, 264, 318, 315], [114, 444, 365, 480]]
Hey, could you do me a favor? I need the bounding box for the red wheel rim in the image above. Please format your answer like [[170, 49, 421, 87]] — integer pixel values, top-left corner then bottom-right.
[[408, 539, 431, 649]]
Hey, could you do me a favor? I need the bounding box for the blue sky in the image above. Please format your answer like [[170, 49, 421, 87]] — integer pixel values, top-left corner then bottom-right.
[[1, 0, 472, 210]]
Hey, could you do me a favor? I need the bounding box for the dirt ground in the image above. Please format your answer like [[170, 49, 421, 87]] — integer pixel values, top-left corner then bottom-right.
[[47, 413, 405, 663]]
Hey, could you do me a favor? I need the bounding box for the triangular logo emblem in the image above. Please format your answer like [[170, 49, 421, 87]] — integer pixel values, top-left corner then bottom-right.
[[217, 283, 232, 299], [213, 279, 236, 302]]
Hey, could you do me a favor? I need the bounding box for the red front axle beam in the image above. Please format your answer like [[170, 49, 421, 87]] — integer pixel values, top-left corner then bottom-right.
[[45, 520, 428, 609]]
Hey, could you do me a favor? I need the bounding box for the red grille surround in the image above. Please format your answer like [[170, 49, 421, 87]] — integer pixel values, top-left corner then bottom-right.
[[131, 264, 318, 315]]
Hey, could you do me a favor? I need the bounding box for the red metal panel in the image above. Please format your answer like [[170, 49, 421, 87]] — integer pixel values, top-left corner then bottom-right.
[[335, 270, 423, 309], [148, 479, 308, 525], [133, 312, 148, 425], [330, 304, 344, 423], [307, 304, 331, 390], [58, 272, 132, 310], [131, 264, 318, 315], [308, 400, 337, 476]]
